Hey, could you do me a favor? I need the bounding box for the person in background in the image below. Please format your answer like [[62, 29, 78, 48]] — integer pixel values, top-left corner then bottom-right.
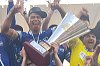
[[0, 33, 9, 66], [20, 47, 27, 66], [2, 0, 32, 66], [6, 0, 26, 66], [66, 9, 100, 66], [49, 24, 58, 33], [52, 28, 100, 66], [80, 29, 100, 66]]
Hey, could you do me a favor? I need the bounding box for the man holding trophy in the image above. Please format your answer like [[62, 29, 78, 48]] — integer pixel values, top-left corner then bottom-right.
[[2, 0, 67, 66], [2, 0, 91, 66], [23, 6, 90, 66], [21, 0, 90, 65], [22, 0, 71, 65]]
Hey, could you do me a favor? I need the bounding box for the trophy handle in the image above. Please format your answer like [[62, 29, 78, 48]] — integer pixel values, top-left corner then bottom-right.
[[39, 41, 51, 51]]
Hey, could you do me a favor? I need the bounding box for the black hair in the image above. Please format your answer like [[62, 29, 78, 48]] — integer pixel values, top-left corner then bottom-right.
[[12, 25, 23, 31], [80, 29, 96, 40], [49, 24, 58, 29], [80, 14, 90, 23]]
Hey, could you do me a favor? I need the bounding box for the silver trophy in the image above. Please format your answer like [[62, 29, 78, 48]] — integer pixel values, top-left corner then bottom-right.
[[24, 12, 90, 66]]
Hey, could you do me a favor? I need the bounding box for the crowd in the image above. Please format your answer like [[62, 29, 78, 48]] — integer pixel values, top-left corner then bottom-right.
[[0, 0, 100, 66]]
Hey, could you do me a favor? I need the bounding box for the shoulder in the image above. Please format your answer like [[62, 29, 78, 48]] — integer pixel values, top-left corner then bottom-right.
[[42, 28, 53, 36], [69, 38, 84, 49], [43, 28, 52, 33], [18, 31, 32, 42]]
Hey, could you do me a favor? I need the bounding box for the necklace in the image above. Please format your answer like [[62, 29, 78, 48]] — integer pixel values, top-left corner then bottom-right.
[[29, 30, 41, 43]]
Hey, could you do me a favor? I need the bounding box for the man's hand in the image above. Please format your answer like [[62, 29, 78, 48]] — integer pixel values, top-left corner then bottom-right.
[[47, 0, 61, 11], [51, 42, 59, 55], [84, 56, 92, 66], [95, 44, 100, 54], [84, 45, 100, 66], [47, 1, 56, 11], [20, 47, 27, 66], [78, 8, 88, 17], [13, 0, 23, 14], [54, 0, 60, 3], [19, 0, 24, 15], [20, 47, 27, 60], [77, 8, 89, 20]]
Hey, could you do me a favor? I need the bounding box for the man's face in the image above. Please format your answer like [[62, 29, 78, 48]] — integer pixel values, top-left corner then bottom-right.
[[28, 13, 42, 33], [82, 33, 96, 50]]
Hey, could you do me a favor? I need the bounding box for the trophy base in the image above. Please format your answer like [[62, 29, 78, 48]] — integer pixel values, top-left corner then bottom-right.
[[24, 41, 50, 66]]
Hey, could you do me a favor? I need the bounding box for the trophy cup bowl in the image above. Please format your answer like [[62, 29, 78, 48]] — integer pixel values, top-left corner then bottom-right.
[[24, 12, 90, 66]]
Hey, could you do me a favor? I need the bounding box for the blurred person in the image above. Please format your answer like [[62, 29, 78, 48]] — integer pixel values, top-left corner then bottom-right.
[[0, 33, 10, 66], [2, 24, 29, 66], [51, 42, 63, 66], [67, 14, 100, 66], [52, 29, 100, 66], [4, 0, 27, 66], [80, 30, 100, 66], [84, 44, 100, 66], [20, 47, 27, 66], [49, 24, 58, 33], [2, 0, 32, 66]]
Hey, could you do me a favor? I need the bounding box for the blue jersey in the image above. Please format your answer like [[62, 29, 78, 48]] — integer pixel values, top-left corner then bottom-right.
[[28, 28, 53, 43], [4, 31, 32, 66], [49, 45, 71, 66], [0, 33, 9, 66], [6, 2, 32, 66]]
